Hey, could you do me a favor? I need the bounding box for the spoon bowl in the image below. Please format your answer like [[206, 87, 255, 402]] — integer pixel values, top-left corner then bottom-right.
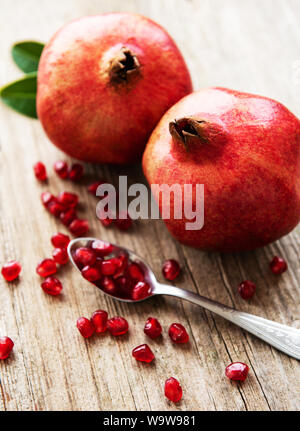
[[68, 237, 300, 360]]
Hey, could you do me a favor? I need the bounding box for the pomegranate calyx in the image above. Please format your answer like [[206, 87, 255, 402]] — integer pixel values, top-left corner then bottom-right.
[[109, 47, 140, 84], [169, 117, 211, 149]]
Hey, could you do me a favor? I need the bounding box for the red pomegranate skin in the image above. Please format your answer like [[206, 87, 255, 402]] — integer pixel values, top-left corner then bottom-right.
[[37, 13, 192, 164], [143, 87, 300, 252]]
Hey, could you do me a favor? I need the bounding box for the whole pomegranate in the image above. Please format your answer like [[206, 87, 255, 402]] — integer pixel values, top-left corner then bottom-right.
[[143, 87, 300, 252], [37, 13, 192, 164]]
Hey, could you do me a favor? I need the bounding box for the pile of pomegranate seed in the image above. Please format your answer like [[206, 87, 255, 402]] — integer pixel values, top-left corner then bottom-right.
[[132, 344, 155, 363], [162, 259, 181, 281], [1, 260, 22, 282], [73, 240, 152, 301], [238, 280, 256, 300], [76, 311, 128, 338], [164, 377, 183, 403], [0, 336, 14, 360], [41, 190, 89, 236], [33, 162, 47, 181], [270, 256, 288, 275], [168, 323, 189, 344], [225, 362, 249, 381]]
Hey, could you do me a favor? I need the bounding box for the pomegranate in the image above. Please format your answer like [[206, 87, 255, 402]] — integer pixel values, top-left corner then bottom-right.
[[225, 362, 249, 381], [107, 316, 128, 336], [144, 317, 162, 339], [52, 248, 69, 265], [37, 13, 192, 164], [54, 160, 68, 179], [1, 260, 21, 282], [91, 310, 108, 333], [270, 256, 288, 275], [143, 88, 300, 252], [162, 259, 180, 281], [76, 317, 94, 338], [238, 280, 256, 300], [41, 276, 63, 296], [132, 344, 155, 363], [168, 323, 189, 344], [51, 232, 70, 248], [33, 161, 47, 181]]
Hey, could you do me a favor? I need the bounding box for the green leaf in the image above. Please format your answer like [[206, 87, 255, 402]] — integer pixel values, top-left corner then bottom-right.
[[12, 41, 44, 73], [0, 72, 38, 118]]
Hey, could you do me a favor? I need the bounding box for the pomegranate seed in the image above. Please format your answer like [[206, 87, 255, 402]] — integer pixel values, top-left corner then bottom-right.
[[76, 317, 94, 338], [132, 344, 155, 363], [164, 377, 183, 403], [101, 276, 117, 294], [53, 160, 68, 179], [270, 256, 288, 275], [238, 280, 256, 300], [81, 265, 101, 282], [91, 240, 113, 256], [33, 161, 47, 181], [68, 163, 84, 181], [0, 337, 14, 360], [41, 192, 56, 208], [52, 248, 69, 265], [60, 208, 77, 226], [132, 281, 151, 300], [115, 276, 133, 292], [168, 323, 189, 344], [36, 259, 57, 277], [41, 276, 63, 296], [100, 215, 114, 227], [128, 262, 144, 282], [91, 310, 108, 333], [144, 317, 162, 339], [74, 247, 96, 267], [48, 200, 65, 217], [101, 258, 118, 275], [1, 260, 21, 282], [162, 259, 180, 281], [51, 232, 70, 248], [87, 181, 104, 195], [113, 254, 128, 278], [115, 211, 132, 231], [107, 316, 129, 336], [69, 219, 89, 236], [57, 191, 79, 208], [225, 362, 249, 381]]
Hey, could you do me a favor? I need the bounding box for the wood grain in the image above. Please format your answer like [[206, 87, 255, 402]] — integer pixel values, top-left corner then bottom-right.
[[0, 0, 300, 411]]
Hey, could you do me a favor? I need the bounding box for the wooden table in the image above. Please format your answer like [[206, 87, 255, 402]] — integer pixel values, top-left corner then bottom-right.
[[0, 0, 299, 411]]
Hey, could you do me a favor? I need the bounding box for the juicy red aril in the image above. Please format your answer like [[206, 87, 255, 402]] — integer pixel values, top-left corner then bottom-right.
[[0, 337, 14, 360], [115, 211, 132, 231], [168, 323, 189, 344], [51, 232, 70, 248], [113, 254, 128, 278], [36, 259, 57, 277], [128, 262, 144, 282], [69, 219, 89, 236], [100, 215, 114, 227], [101, 276, 117, 294], [1, 260, 21, 282], [144, 317, 162, 339], [132, 281, 151, 300], [91, 240, 113, 256], [107, 316, 129, 336], [41, 276, 63, 296], [238, 280, 256, 300], [270, 256, 288, 275], [60, 208, 77, 226], [132, 344, 155, 363], [91, 310, 108, 333], [162, 259, 180, 281], [68, 163, 84, 181], [164, 377, 183, 403], [87, 181, 104, 195], [53, 160, 68, 179], [101, 258, 118, 275], [33, 161, 47, 181], [76, 317, 94, 338], [41, 192, 56, 207], [115, 276, 133, 292], [225, 362, 249, 381], [57, 191, 79, 208], [52, 248, 69, 265], [74, 247, 96, 267], [81, 265, 101, 282], [48, 200, 65, 217]]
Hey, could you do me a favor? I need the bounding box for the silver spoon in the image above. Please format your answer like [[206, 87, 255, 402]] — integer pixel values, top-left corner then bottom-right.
[[68, 237, 300, 360]]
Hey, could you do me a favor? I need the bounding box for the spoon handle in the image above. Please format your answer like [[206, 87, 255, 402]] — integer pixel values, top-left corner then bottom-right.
[[156, 283, 300, 360]]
